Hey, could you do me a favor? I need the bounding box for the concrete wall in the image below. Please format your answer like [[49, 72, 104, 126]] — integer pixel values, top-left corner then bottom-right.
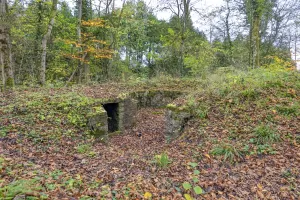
[[87, 90, 184, 138], [132, 90, 183, 108]]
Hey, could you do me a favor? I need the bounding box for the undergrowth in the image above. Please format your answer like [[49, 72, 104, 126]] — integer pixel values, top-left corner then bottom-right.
[[0, 63, 299, 199]]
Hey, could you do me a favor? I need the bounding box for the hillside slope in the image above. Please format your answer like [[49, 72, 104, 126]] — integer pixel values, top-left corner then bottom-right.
[[0, 67, 299, 199]]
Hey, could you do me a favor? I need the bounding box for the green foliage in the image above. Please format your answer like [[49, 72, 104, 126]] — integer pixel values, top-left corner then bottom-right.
[[0, 127, 8, 137], [64, 175, 83, 191], [211, 143, 243, 162], [254, 124, 280, 144], [188, 162, 198, 168], [76, 144, 92, 154], [193, 186, 204, 195], [239, 88, 261, 100], [182, 182, 192, 190], [184, 40, 217, 76], [153, 152, 171, 168], [0, 157, 5, 171], [195, 105, 208, 119], [0, 179, 43, 199], [275, 104, 299, 116], [181, 162, 204, 198], [256, 144, 277, 155]]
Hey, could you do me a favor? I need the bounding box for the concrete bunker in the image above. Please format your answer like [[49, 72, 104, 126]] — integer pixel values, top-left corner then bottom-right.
[[103, 103, 119, 133], [87, 90, 189, 138]]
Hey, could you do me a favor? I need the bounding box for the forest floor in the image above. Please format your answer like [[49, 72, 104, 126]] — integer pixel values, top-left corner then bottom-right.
[[1, 69, 300, 199]]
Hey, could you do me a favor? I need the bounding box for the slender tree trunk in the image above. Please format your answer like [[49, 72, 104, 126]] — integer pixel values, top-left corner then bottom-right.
[[8, 36, 13, 81], [83, 53, 90, 83], [40, 0, 58, 85], [34, 1, 43, 79], [77, 0, 83, 83], [178, 0, 191, 76], [225, 0, 233, 60], [252, 9, 261, 68], [1, 52, 4, 89], [0, 0, 14, 89], [295, 30, 297, 61]]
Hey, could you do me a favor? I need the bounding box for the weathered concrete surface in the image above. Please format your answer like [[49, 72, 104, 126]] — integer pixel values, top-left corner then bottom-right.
[[120, 98, 138, 130], [132, 90, 183, 108], [85, 96, 137, 136], [87, 106, 108, 138], [86, 90, 187, 138], [165, 105, 191, 138]]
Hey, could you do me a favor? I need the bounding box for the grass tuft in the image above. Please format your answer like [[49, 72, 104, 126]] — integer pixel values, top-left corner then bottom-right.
[[153, 152, 172, 168], [254, 124, 280, 145], [211, 143, 243, 163]]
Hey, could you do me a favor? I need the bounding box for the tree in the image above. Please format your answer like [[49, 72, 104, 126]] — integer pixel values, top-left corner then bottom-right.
[[160, 0, 195, 76], [0, 0, 14, 89], [245, 0, 268, 68], [40, 0, 58, 85]]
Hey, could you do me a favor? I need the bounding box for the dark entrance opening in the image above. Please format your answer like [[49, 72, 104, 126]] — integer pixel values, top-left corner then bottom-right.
[[103, 103, 119, 132]]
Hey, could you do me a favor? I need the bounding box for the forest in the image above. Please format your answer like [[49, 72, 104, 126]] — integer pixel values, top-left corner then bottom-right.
[[0, 0, 299, 86], [0, 0, 300, 199]]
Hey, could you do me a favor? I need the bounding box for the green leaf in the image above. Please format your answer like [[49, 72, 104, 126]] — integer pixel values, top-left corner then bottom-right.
[[188, 162, 198, 168], [193, 170, 200, 175], [182, 182, 192, 190], [192, 177, 199, 183], [184, 194, 193, 200], [175, 186, 181, 192], [193, 186, 204, 195]]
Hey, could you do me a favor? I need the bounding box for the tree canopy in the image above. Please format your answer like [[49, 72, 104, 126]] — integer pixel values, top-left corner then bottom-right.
[[0, 0, 299, 88]]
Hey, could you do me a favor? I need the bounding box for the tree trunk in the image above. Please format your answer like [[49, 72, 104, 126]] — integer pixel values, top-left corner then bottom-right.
[[0, 0, 14, 89], [252, 14, 260, 68], [225, 0, 233, 60], [1, 52, 4, 89], [40, 0, 58, 85], [247, 0, 264, 69], [77, 0, 83, 83]]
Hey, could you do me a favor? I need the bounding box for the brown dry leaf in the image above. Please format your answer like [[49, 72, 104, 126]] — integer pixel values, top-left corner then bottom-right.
[[257, 183, 263, 190], [257, 191, 264, 199]]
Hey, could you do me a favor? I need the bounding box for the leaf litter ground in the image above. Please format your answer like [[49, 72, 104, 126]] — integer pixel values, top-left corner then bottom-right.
[[1, 72, 300, 199]]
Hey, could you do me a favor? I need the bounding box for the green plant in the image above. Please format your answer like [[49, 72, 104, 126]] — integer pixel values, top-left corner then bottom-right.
[[64, 175, 83, 191], [88, 151, 97, 157], [240, 88, 260, 100], [50, 170, 63, 180], [193, 186, 204, 195], [211, 143, 243, 162], [0, 179, 44, 199], [0, 128, 8, 137], [0, 157, 5, 171], [256, 144, 277, 155], [282, 169, 293, 178], [182, 181, 204, 198], [296, 135, 300, 145], [76, 144, 92, 154], [275, 104, 299, 116], [188, 162, 198, 168], [182, 182, 192, 190], [195, 106, 208, 119], [27, 130, 44, 144], [254, 124, 280, 144], [186, 96, 197, 108], [153, 152, 171, 168]]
